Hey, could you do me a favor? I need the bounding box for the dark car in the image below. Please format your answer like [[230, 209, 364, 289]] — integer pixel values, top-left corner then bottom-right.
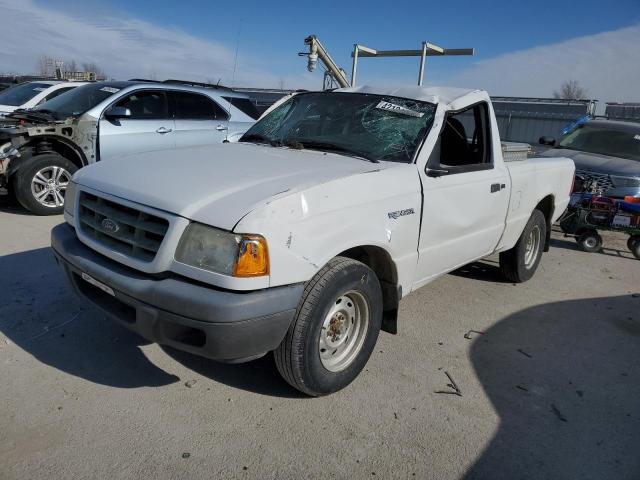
[[539, 119, 640, 198]]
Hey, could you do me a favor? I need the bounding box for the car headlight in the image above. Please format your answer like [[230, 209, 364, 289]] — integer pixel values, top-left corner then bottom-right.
[[610, 175, 640, 188], [0, 141, 19, 160], [175, 223, 269, 277], [63, 180, 78, 218]]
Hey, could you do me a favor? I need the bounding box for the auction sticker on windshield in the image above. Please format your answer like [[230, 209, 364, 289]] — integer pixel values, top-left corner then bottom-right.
[[100, 87, 120, 94], [376, 101, 424, 118]]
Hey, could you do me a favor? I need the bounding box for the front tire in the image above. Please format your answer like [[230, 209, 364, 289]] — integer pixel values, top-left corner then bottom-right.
[[275, 257, 383, 396], [499, 209, 547, 283], [14, 153, 77, 215]]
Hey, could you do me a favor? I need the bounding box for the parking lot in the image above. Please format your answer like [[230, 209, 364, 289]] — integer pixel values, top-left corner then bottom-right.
[[0, 203, 638, 480]]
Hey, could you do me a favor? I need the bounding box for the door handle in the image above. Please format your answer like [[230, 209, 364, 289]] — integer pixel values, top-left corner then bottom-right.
[[216, 124, 228, 131], [490, 183, 505, 193], [156, 127, 172, 134]]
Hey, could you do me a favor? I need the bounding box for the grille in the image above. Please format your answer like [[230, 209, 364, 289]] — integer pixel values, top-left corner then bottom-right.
[[78, 192, 169, 262], [575, 169, 614, 194]]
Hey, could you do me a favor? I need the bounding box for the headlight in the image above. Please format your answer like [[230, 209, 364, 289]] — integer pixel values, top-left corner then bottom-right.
[[0, 141, 19, 160], [63, 180, 78, 218], [610, 175, 640, 188], [175, 223, 269, 277]]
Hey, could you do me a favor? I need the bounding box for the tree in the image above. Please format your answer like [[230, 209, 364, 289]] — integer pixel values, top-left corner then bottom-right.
[[37, 55, 55, 77], [81, 62, 107, 80], [66, 59, 78, 72], [553, 80, 587, 100]]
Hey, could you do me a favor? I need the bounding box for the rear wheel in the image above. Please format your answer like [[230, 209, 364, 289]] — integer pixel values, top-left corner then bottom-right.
[[499, 209, 547, 283], [576, 229, 603, 253], [275, 257, 383, 396], [14, 153, 77, 215]]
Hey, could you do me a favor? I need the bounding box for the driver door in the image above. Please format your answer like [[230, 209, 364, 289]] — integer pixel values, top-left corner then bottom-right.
[[99, 89, 175, 160], [413, 102, 510, 288]]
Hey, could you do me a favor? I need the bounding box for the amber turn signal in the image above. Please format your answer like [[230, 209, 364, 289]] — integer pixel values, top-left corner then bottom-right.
[[234, 236, 269, 277]]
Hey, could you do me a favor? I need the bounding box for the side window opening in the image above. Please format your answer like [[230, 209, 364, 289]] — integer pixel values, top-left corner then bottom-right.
[[432, 103, 491, 171], [116, 90, 168, 119], [172, 92, 229, 121]]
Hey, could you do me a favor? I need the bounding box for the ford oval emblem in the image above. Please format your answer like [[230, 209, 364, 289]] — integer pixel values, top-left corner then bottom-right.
[[101, 218, 120, 233]]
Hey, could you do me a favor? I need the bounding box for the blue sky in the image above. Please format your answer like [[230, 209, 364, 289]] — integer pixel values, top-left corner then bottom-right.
[[1, 0, 639, 102]]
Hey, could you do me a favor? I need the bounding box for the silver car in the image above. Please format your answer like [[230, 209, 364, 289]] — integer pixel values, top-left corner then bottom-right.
[[0, 80, 259, 215]]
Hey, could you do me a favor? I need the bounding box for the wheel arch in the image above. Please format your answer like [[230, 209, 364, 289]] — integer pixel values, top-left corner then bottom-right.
[[10, 137, 87, 177], [338, 245, 401, 335]]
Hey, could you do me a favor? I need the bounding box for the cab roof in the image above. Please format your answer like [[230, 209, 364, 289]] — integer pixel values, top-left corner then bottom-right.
[[336, 85, 482, 108]]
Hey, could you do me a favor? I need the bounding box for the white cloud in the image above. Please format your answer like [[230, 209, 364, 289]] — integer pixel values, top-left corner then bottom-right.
[[438, 24, 640, 105], [0, 0, 315, 88]]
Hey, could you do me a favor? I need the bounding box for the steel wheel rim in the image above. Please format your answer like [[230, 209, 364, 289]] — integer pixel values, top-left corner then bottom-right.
[[319, 290, 369, 372], [524, 225, 541, 269], [584, 236, 597, 249], [30, 166, 71, 208]]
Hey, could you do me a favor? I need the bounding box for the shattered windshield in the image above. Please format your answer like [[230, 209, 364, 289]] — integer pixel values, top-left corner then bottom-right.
[[241, 92, 436, 163], [0, 82, 51, 107], [31, 82, 127, 119]]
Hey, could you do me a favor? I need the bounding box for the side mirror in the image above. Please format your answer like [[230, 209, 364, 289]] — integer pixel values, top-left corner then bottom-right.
[[539, 136, 556, 146], [104, 106, 131, 120], [426, 167, 449, 178]]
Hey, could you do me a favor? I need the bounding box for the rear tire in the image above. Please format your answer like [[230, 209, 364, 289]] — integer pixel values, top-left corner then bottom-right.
[[499, 209, 547, 283], [14, 153, 77, 215], [275, 257, 383, 396], [576, 230, 603, 253]]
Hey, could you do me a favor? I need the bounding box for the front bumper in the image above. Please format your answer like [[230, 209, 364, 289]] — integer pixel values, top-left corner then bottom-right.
[[51, 223, 304, 363]]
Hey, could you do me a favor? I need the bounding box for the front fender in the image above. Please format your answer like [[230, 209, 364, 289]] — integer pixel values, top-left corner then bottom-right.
[[234, 165, 422, 293]]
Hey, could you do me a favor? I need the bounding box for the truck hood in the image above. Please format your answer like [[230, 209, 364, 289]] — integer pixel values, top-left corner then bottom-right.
[[539, 148, 640, 177], [74, 143, 389, 230]]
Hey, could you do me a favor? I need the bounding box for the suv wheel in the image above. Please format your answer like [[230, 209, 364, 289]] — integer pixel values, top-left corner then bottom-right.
[[14, 153, 77, 215], [275, 257, 383, 396]]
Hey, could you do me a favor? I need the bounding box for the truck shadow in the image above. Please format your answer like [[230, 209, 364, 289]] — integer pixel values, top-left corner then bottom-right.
[[465, 294, 640, 479], [0, 247, 179, 388], [450, 260, 513, 284], [161, 348, 304, 398], [0, 246, 300, 396]]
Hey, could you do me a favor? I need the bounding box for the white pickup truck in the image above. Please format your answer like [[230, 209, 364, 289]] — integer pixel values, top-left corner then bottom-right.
[[51, 85, 574, 396]]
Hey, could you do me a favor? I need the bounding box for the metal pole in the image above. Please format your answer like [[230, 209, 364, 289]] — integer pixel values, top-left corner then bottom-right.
[[418, 42, 427, 86], [351, 44, 359, 87]]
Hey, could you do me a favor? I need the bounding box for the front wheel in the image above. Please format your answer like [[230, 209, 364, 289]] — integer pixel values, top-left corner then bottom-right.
[[275, 257, 383, 396], [14, 153, 77, 215], [499, 209, 547, 283]]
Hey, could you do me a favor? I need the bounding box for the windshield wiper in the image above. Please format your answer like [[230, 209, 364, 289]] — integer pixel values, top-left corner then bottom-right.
[[285, 140, 379, 163]]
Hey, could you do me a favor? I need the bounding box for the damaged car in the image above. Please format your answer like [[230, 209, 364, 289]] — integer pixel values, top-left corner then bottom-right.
[[0, 80, 259, 215]]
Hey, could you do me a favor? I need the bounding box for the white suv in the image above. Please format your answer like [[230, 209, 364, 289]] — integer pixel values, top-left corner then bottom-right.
[[0, 80, 89, 116]]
